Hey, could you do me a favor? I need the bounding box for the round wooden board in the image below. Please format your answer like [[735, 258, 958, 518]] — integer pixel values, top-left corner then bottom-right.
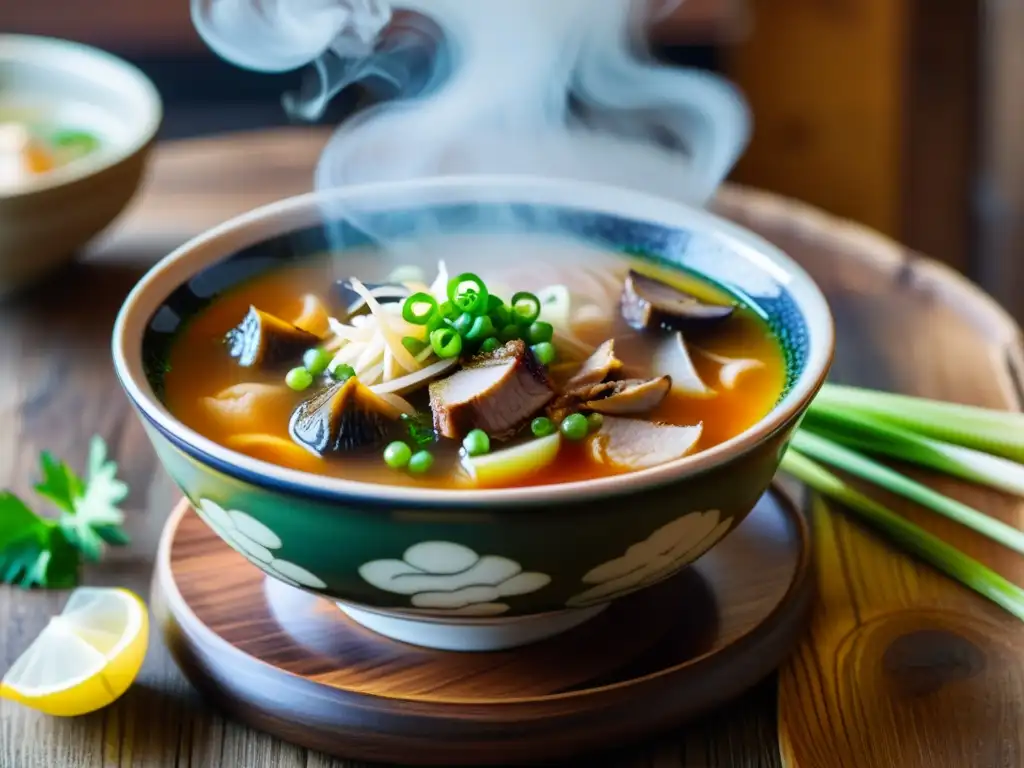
[[151, 485, 812, 766]]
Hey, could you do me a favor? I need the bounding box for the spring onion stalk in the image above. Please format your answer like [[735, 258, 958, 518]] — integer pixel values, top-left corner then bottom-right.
[[791, 430, 1024, 555], [802, 407, 1024, 497], [814, 383, 1024, 461], [780, 449, 1024, 622]]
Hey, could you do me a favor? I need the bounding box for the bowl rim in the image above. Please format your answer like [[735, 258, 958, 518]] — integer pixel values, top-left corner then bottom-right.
[[112, 174, 835, 508], [0, 34, 163, 200]]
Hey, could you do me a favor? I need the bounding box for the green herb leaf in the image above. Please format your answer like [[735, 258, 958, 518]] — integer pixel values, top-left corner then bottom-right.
[[0, 436, 130, 588]]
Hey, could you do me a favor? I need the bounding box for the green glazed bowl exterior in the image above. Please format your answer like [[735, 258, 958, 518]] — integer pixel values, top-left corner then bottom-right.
[[113, 176, 833, 619]]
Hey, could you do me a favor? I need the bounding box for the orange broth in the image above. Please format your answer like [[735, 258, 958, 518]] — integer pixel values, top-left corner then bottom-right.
[[163, 250, 786, 489]]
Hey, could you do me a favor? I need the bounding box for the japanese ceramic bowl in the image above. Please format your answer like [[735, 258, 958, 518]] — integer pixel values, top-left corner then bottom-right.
[[0, 35, 162, 295], [112, 176, 833, 651]]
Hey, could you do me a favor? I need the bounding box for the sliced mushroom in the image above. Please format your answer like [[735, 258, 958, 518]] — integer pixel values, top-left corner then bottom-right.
[[589, 416, 703, 471], [548, 375, 670, 419], [621, 270, 734, 333], [225, 306, 322, 369], [565, 339, 623, 389], [334, 279, 409, 320], [289, 377, 405, 454], [583, 376, 671, 415], [651, 332, 717, 399]]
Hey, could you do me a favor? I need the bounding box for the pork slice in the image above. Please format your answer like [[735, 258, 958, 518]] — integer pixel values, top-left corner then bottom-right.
[[429, 340, 555, 440], [589, 416, 703, 471]]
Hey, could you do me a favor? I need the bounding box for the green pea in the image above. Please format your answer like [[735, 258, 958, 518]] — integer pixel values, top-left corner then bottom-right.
[[285, 367, 314, 391], [531, 416, 555, 437], [383, 441, 412, 469], [479, 337, 501, 354], [586, 412, 604, 433], [303, 347, 332, 376], [408, 450, 435, 475], [330, 362, 356, 381], [527, 321, 554, 345], [560, 413, 589, 441], [462, 429, 490, 457], [531, 341, 556, 366]]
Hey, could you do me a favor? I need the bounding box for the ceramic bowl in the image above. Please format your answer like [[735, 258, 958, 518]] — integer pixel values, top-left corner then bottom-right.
[[112, 176, 833, 651], [0, 35, 162, 294]]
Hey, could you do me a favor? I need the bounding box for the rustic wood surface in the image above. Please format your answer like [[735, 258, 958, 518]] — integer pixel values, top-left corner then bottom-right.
[[1, 128, 1022, 767], [152, 487, 810, 765]]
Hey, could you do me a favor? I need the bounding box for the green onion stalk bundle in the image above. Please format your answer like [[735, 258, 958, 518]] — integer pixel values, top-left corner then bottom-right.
[[787, 383, 1024, 621]]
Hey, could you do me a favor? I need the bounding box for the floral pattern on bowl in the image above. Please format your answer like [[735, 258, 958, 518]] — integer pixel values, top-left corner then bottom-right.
[[566, 510, 733, 608], [195, 498, 327, 589], [359, 542, 551, 616]]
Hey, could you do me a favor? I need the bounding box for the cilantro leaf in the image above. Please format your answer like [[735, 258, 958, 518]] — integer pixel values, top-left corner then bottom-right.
[[1, 435, 130, 589], [34, 451, 84, 513]]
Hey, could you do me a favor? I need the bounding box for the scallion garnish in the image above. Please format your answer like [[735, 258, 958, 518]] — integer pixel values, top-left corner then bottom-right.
[[780, 449, 1024, 622], [430, 327, 463, 359], [401, 292, 439, 325], [510, 291, 541, 325], [447, 273, 490, 315], [401, 336, 428, 356], [466, 315, 495, 342]]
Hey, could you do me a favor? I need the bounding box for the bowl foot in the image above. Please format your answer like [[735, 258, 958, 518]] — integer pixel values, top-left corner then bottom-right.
[[335, 601, 608, 651]]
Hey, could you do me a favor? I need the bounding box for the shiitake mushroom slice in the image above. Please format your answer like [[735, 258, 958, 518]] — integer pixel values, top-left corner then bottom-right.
[[289, 377, 405, 455], [225, 306, 322, 369], [620, 270, 734, 333]]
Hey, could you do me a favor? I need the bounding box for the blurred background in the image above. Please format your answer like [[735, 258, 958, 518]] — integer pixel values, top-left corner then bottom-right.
[[5, 0, 1021, 319]]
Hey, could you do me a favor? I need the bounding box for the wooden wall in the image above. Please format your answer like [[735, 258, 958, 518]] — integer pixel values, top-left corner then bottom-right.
[[724, 0, 981, 278]]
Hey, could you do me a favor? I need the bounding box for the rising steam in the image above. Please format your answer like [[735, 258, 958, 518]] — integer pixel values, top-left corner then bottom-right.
[[191, 0, 749, 209]]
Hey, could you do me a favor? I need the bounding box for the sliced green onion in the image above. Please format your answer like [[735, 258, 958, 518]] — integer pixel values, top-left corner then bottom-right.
[[531, 341, 556, 366], [479, 337, 501, 355], [511, 291, 541, 325], [401, 292, 439, 325], [791, 430, 1024, 555], [560, 413, 589, 441], [453, 312, 476, 337], [466, 315, 495, 342], [780, 449, 1024, 622], [531, 416, 556, 437], [438, 300, 459, 320], [499, 324, 522, 342], [329, 362, 356, 382], [490, 303, 512, 328], [402, 336, 428, 356], [813, 383, 1024, 462], [527, 321, 554, 345], [803, 408, 1024, 497], [302, 348, 332, 376], [286, 367, 314, 391], [384, 441, 413, 469], [462, 429, 491, 457], [486, 294, 504, 313], [430, 327, 463, 359], [447, 273, 489, 315], [426, 312, 450, 334], [408, 450, 435, 475]]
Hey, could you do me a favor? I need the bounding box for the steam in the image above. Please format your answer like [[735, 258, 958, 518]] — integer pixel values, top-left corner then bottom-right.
[[191, 0, 749, 225]]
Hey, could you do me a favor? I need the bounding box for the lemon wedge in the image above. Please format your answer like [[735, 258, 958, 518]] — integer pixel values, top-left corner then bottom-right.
[[0, 587, 149, 716]]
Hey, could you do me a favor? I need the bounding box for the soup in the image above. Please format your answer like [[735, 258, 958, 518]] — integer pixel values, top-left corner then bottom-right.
[[0, 112, 100, 190], [162, 235, 786, 489]]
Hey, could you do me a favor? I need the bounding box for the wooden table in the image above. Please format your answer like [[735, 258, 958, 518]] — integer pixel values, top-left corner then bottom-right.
[[2, 128, 1023, 768]]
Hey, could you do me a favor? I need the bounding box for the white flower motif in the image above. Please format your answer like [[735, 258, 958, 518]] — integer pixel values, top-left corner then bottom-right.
[[195, 498, 327, 590], [359, 542, 551, 617], [566, 510, 733, 608]]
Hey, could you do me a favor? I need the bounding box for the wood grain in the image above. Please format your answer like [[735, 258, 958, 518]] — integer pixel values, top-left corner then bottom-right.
[[714, 186, 1024, 768], [2, 128, 1022, 767], [152, 490, 810, 765]]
